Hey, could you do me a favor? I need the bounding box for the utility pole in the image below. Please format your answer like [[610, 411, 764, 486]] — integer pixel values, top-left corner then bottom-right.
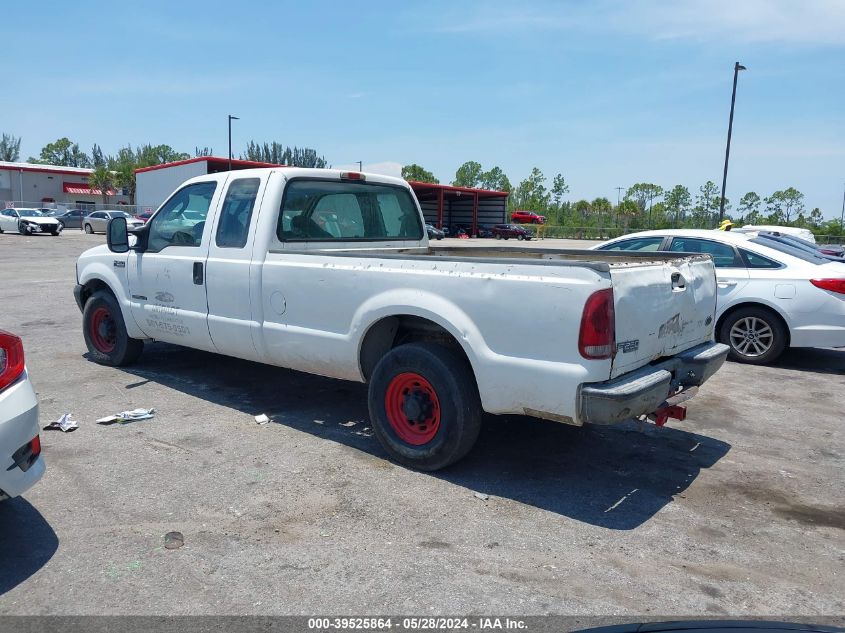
[[228, 114, 240, 171], [719, 62, 746, 222], [840, 182, 845, 235]]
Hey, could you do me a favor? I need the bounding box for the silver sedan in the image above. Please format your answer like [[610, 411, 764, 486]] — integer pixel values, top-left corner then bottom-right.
[[83, 211, 145, 234]]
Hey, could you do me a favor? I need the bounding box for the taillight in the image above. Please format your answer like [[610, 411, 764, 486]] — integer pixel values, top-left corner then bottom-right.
[[0, 330, 25, 391], [810, 278, 845, 295], [340, 171, 365, 181], [579, 288, 616, 359]]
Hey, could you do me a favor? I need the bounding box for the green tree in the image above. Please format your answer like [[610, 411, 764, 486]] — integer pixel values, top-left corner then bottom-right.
[[808, 207, 823, 228], [693, 180, 720, 228], [624, 183, 663, 227], [591, 197, 612, 227], [510, 167, 550, 213], [551, 174, 569, 207], [573, 199, 591, 223], [111, 146, 138, 204], [401, 163, 439, 184], [664, 185, 692, 227], [737, 191, 761, 224], [765, 187, 804, 223], [616, 199, 640, 230], [241, 141, 326, 168], [194, 146, 213, 157], [30, 137, 91, 167], [88, 165, 114, 205], [452, 161, 483, 188], [91, 144, 106, 167], [0, 133, 21, 161], [479, 166, 512, 192]]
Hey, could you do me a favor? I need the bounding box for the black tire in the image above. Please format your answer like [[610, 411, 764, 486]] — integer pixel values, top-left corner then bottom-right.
[[495, 234, 501, 240], [82, 290, 144, 366], [84, 223, 93, 234], [368, 342, 482, 471], [718, 305, 787, 365], [51, 226, 61, 236], [517, 234, 525, 240], [18, 222, 31, 235], [503, 236, 509, 240]]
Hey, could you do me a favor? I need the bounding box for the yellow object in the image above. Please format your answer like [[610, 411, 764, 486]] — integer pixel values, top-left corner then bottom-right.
[[718, 219, 733, 231]]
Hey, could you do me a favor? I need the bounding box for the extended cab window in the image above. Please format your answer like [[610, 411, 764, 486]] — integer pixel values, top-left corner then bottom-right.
[[147, 181, 217, 251], [216, 178, 260, 248], [277, 179, 422, 242], [667, 237, 741, 267]]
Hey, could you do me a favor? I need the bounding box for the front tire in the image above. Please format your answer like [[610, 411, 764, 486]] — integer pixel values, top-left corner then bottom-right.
[[18, 223, 31, 235], [84, 224, 93, 234], [82, 290, 144, 366], [368, 343, 482, 471], [517, 234, 525, 240], [719, 306, 787, 365]]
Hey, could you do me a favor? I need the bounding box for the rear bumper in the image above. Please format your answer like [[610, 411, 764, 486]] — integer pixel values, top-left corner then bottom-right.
[[0, 370, 45, 499], [579, 342, 729, 425]]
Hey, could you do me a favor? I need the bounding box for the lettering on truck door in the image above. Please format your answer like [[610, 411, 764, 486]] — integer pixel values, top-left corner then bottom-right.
[[126, 179, 223, 352]]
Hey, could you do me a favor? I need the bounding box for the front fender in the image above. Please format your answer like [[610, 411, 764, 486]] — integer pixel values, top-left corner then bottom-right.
[[77, 261, 145, 339]]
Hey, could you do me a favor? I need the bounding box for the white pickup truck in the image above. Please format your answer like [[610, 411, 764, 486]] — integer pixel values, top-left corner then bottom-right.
[[74, 168, 728, 470]]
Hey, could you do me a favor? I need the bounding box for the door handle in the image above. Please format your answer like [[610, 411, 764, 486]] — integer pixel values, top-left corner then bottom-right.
[[671, 271, 686, 290], [718, 280, 738, 288], [193, 262, 204, 285]]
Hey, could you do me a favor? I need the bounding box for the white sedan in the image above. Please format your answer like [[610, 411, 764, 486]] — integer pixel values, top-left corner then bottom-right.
[[0, 208, 62, 236], [0, 330, 45, 501], [594, 229, 845, 364]]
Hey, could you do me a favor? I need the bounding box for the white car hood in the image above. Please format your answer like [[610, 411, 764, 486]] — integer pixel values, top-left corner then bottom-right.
[[21, 216, 60, 225]]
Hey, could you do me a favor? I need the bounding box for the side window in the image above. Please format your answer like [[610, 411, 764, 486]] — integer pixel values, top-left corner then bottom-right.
[[668, 238, 740, 268], [216, 178, 260, 248], [599, 237, 665, 252], [278, 180, 422, 242], [147, 181, 217, 252], [740, 248, 782, 269]]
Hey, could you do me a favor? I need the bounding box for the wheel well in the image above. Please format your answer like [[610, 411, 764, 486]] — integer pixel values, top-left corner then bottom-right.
[[79, 279, 115, 308], [359, 315, 475, 382], [716, 302, 791, 347]]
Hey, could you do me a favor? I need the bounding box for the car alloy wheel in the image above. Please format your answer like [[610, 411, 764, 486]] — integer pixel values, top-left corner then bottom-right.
[[729, 316, 773, 358]]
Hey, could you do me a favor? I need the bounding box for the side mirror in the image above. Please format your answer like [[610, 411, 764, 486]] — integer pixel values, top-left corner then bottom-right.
[[107, 217, 129, 253]]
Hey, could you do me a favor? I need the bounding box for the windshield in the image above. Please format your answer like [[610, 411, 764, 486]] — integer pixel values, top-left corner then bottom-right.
[[749, 237, 828, 264], [19, 209, 44, 217]]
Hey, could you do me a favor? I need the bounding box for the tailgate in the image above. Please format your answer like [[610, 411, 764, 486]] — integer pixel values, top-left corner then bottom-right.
[[609, 255, 718, 378]]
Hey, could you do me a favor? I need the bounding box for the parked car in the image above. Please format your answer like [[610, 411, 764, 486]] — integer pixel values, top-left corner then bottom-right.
[[83, 210, 145, 234], [734, 225, 816, 243], [594, 229, 845, 364], [753, 231, 845, 263], [425, 223, 445, 240], [491, 223, 532, 240], [511, 210, 546, 224], [0, 208, 62, 236], [476, 224, 494, 238], [75, 167, 726, 470], [50, 208, 88, 230], [0, 330, 45, 501], [135, 211, 154, 223]]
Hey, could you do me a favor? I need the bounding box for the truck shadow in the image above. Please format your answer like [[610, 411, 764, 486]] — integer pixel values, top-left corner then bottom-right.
[[0, 498, 59, 596], [116, 343, 731, 531]]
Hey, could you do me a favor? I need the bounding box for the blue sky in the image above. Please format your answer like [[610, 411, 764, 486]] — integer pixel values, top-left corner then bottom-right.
[[5, 0, 845, 217]]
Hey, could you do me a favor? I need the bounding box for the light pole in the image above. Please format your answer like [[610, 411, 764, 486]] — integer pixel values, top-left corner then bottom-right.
[[357, 160, 363, 172], [228, 114, 240, 171], [719, 62, 746, 222], [615, 186, 624, 228]]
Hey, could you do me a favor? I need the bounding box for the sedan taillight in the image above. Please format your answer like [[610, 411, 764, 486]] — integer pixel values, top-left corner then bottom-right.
[[810, 278, 845, 295], [0, 330, 25, 391]]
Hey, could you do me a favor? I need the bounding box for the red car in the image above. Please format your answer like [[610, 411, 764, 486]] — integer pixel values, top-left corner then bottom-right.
[[491, 224, 532, 240], [135, 211, 153, 223], [511, 210, 546, 224]]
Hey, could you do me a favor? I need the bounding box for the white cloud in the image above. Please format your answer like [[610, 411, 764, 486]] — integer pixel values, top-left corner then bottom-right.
[[423, 0, 845, 46]]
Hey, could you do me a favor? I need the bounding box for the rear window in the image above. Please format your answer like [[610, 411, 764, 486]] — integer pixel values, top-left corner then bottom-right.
[[739, 248, 782, 269], [277, 179, 422, 242], [749, 237, 828, 265]]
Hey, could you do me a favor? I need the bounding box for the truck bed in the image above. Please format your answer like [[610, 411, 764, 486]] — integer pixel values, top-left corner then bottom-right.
[[285, 245, 713, 272]]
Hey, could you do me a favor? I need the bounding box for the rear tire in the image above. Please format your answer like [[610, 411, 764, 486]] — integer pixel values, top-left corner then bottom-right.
[[718, 306, 787, 365], [368, 342, 482, 471], [82, 290, 144, 366], [84, 224, 93, 234]]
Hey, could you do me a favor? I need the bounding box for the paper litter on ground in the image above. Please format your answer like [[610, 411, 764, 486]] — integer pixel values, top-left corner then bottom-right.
[[96, 408, 156, 425], [44, 413, 78, 432]]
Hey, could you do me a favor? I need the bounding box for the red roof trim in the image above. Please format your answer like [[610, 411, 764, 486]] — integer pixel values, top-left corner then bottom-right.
[[134, 156, 283, 174], [407, 181, 509, 197], [0, 164, 93, 177]]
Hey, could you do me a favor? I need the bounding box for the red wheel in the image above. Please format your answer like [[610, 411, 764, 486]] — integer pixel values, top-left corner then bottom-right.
[[89, 306, 116, 353], [384, 372, 441, 445]]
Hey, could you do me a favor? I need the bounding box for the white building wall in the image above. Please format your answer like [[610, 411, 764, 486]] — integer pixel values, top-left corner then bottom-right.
[[0, 163, 129, 208], [135, 162, 208, 213]]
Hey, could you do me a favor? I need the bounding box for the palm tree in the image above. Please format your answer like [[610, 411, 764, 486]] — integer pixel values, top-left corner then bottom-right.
[[88, 165, 114, 206]]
